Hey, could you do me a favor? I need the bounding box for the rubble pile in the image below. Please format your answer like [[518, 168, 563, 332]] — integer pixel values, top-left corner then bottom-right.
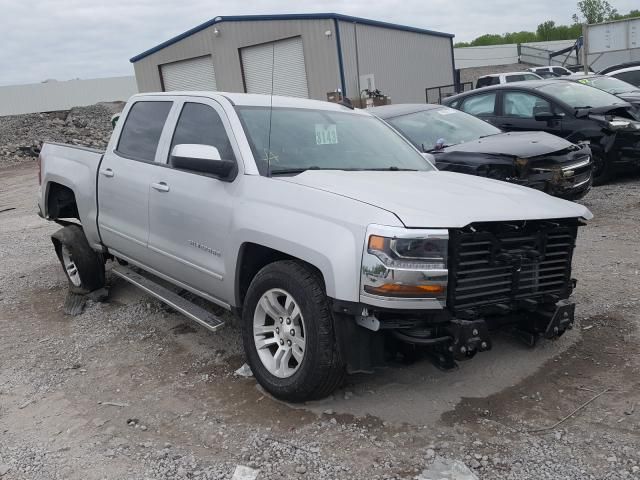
[[0, 102, 123, 168]]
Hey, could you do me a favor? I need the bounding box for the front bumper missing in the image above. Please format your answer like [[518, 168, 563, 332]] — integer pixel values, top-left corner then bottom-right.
[[387, 299, 575, 370]]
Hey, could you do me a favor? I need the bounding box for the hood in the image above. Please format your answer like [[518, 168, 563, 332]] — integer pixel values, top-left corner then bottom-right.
[[279, 170, 592, 228], [440, 131, 576, 158]]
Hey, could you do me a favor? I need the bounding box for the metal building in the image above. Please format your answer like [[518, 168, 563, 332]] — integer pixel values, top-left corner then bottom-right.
[[130, 13, 455, 104]]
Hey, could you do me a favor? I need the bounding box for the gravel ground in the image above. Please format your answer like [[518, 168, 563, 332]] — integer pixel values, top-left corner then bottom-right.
[[0, 158, 639, 479], [0, 103, 122, 168]]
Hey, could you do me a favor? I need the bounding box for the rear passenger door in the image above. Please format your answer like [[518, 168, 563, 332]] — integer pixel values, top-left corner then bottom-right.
[[147, 98, 239, 305], [98, 99, 173, 264], [494, 90, 565, 135], [459, 91, 499, 126]]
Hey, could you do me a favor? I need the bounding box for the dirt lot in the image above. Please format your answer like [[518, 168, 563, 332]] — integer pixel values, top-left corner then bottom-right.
[[1, 161, 639, 480]]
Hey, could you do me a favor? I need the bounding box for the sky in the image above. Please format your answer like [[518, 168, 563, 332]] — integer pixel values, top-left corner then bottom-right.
[[0, 0, 637, 86]]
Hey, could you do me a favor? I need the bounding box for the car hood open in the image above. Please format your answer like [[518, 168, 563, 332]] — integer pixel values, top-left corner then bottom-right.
[[279, 170, 593, 228], [441, 131, 577, 158]]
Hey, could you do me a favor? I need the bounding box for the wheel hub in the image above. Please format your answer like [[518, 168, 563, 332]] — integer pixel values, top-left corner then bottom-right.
[[253, 288, 306, 378], [61, 245, 82, 287]]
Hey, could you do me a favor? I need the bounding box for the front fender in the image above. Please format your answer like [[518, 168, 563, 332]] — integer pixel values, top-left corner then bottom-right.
[[226, 176, 403, 305]]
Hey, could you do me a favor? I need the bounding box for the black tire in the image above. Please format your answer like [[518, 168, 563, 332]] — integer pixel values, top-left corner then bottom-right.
[[592, 152, 615, 186], [242, 260, 345, 402], [52, 225, 105, 294]]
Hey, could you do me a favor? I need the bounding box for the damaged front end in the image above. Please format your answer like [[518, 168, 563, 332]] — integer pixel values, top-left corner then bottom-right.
[[435, 141, 593, 200], [586, 110, 640, 169], [335, 218, 583, 373]]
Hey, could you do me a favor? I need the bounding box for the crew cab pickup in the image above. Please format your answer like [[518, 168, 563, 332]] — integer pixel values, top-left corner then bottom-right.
[[38, 92, 592, 402]]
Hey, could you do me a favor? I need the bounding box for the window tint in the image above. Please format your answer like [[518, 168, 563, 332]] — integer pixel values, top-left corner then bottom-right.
[[552, 67, 569, 76], [506, 75, 526, 83], [461, 93, 496, 116], [476, 77, 500, 88], [503, 92, 552, 118], [117, 101, 172, 162], [170, 103, 235, 162], [612, 70, 640, 87]]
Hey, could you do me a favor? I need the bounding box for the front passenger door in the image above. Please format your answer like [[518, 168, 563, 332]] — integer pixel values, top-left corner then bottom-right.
[[494, 91, 564, 136]]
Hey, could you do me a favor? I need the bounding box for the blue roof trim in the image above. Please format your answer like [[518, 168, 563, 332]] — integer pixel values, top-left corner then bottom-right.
[[130, 13, 454, 63]]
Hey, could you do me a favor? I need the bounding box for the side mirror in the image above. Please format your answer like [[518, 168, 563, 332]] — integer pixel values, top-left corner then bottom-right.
[[170, 144, 235, 179]]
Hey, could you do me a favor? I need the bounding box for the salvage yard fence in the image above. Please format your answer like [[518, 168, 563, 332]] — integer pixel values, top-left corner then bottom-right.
[[425, 82, 473, 104]]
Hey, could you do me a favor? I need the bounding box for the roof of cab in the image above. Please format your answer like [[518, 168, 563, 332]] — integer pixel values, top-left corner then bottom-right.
[[130, 91, 370, 113]]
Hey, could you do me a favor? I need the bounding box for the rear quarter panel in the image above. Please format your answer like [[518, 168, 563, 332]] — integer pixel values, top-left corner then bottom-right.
[[39, 143, 104, 248]]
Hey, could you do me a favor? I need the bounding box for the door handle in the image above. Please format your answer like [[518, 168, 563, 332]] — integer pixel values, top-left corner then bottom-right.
[[100, 168, 114, 178], [151, 182, 170, 192]]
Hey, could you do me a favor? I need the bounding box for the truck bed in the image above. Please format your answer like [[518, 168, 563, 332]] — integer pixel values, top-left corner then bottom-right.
[[38, 142, 105, 249]]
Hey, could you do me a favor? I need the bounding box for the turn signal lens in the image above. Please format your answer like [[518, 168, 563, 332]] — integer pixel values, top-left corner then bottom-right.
[[364, 283, 445, 297], [368, 235, 385, 251]]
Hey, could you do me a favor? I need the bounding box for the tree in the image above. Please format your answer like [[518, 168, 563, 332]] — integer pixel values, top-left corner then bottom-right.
[[572, 0, 618, 24], [537, 21, 556, 41]]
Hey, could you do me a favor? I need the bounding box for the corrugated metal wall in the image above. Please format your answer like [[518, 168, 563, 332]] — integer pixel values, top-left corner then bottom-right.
[[338, 21, 454, 103], [132, 18, 455, 104], [0, 76, 137, 116], [133, 19, 343, 99]]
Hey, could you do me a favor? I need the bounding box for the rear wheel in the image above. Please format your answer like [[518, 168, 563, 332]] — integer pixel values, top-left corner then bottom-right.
[[242, 260, 344, 402], [52, 225, 105, 294]]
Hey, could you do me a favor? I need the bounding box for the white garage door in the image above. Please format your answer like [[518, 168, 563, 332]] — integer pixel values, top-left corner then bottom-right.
[[241, 37, 309, 98], [160, 56, 217, 91]]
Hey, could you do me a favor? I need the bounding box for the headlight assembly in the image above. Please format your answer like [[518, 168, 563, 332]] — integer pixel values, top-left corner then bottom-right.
[[361, 226, 448, 302]]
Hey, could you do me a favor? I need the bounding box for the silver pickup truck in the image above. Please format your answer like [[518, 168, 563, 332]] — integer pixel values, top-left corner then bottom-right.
[[38, 92, 592, 401]]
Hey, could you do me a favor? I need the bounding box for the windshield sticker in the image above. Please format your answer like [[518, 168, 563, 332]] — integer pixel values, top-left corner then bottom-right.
[[437, 108, 457, 115], [315, 124, 338, 145], [578, 79, 590, 85]]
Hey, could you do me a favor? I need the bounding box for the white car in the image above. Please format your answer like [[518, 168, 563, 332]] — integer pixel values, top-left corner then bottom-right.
[[528, 66, 573, 77], [600, 63, 640, 88], [475, 71, 542, 88]]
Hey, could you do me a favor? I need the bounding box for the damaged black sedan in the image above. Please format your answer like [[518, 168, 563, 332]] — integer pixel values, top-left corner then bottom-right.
[[372, 104, 592, 199], [443, 79, 640, 184]]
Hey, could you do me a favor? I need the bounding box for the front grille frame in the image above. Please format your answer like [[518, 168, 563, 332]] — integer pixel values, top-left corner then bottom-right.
[[448, 218, 579, 317]]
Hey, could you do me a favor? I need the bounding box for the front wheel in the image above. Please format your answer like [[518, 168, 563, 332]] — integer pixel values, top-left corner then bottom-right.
[[592, 152, 615, 186], [242, 260, 344, 402]]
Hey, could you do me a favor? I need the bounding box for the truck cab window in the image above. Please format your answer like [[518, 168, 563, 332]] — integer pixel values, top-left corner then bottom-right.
[[116, 101, 172, 162], [170, 103, 235, 162]]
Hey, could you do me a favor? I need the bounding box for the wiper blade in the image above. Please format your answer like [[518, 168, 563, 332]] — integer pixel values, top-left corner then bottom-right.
[[270, 168, 310, 175], [359, 167, 419, 171]]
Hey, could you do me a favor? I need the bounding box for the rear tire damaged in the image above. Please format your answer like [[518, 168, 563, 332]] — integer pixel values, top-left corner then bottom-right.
[[52, 225, 105, 294]]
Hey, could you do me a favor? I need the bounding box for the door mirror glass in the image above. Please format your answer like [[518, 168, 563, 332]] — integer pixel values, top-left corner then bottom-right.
[[170, 144, 235, 178]]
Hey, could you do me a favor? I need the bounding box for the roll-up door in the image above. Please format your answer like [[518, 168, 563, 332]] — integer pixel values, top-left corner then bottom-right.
[[241, 37, 309, 98], [160, 56, 217, 91]]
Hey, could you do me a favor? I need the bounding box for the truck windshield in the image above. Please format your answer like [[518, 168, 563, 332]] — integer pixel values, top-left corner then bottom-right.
[[236, 106, 434, 175], [385, 107, 501, 152]]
